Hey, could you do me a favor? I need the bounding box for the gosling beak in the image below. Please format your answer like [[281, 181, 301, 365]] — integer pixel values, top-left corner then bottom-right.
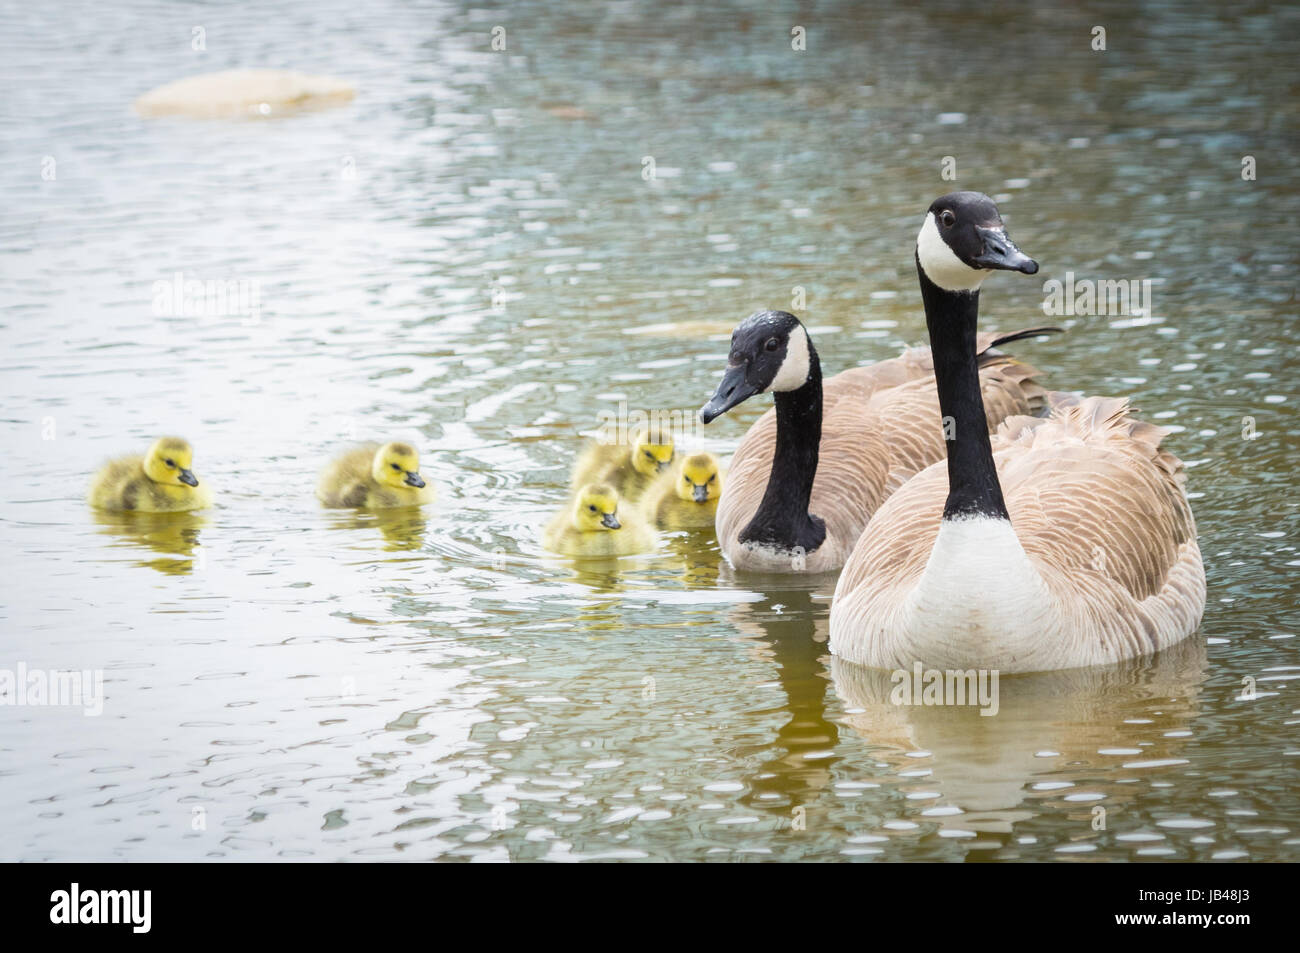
[[601, 512, 621, 530], [178, 469, 199, 487], [657, 459, 669, 473], [970, 225, 1038, 274], [404, 471, 425, 488], [692, 483, 709, 504], [700, 363, 759, 424]]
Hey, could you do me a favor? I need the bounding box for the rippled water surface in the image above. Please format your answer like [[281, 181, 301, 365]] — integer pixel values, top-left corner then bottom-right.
[[1, 0, 1297, 861]]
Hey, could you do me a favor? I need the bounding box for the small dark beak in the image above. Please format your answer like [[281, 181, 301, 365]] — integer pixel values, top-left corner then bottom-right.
[[178, 469, 199, 487], [692, 483, 709, 504], [601, 512, 621, 530], [656, 459, 669, 473], [404, 471, 425, 488], [971, 225, 1038, 274], [700, 363, 759, 424]]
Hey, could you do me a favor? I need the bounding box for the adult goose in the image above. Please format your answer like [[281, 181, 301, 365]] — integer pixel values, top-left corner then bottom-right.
[[829, 191, 1205, 671], [698, 310, 1057, 573]]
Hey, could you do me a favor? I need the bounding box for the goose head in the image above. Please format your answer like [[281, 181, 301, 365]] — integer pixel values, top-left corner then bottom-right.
[[916, 191, 1038, 293], [699, 310, 812, 423], [144, 437, 200, 487], [572, 483, 622, 532], [371, 441, 426, 489], [675, 452, 722, 504]]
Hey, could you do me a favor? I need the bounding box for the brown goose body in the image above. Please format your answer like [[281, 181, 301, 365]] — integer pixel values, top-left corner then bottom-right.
[[715, 332, 1054, 574], [829, 396, 1205, 670]]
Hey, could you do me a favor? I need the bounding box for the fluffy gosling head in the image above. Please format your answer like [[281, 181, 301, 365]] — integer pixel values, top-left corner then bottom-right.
[[371, 442, 427, 490], [143, 437, 201, 487], [631, 426, 674, 477], [676, 453, 722, 504], [572, 483, 622, 532]]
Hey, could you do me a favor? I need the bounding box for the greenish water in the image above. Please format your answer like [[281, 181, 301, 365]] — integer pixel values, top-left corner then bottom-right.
[[0, 0, 1297, 861]]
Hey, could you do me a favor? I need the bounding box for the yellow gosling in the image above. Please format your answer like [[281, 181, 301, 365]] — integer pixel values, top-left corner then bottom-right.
[[317, 441, 435, 509], [570, 424, 675, 503], [88, 437, 213, 512], [644, 452, 724, 531], [543, 483, 655, 558]]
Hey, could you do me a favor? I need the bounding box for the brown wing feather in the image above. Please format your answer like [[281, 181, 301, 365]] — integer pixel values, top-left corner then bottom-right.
[[855, 356, 1049, 494], [993, 397, 1196, 602]]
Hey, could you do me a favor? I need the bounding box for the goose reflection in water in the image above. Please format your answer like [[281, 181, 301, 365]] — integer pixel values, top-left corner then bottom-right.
[[831, 637, 1208, 840], [724, 584, 842, 817]]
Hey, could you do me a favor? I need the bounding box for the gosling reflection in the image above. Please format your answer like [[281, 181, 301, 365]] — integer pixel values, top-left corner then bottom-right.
[[659, 532, 722, 588], [92, 509, 206, 575], [327, 507, 428, 551], [727, 586, 840, 816], [832, 637, 1208, 834]]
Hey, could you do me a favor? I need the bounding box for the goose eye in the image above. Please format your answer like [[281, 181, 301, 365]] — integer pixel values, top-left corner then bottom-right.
[[764, 337, 779, 352], [164, 459, 175, 468], [940, 210, 956, 228], [708, 474, 716, 482], [391, 463, 401, 470], [588, 504, 597, 512]]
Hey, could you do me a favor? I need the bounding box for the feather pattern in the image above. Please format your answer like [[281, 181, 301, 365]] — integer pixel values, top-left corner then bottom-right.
[[829, 396, 1205, 671]]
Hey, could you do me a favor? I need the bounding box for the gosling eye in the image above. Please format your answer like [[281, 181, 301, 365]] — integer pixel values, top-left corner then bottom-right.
[[708, 474, 716, 482], [940, 209, 956, 228], [164, 459, 175, 468], [588, 505, 597, 512], [764, 337, 779, 352], [391, 463, 401, 470], [644, 451, 654, 459]]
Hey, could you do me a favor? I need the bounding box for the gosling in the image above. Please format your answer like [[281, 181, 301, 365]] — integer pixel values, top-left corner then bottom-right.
[[570, 425, 674, 503], [642, 452, 724, 531], [88, 437, 213, 512], [317, 442, 435, 509], [543, 483, 655, 557]]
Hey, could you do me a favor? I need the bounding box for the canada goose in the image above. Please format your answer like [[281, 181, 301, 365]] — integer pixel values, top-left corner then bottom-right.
[[542, 483, 655, 557], [88, 437, 213, 512], [642, 452, 724, 530], [317, 442, 435, 508], [829, 191, 1205, 672], [698, 311, 1056, 573], [570, 425, 674, 503]]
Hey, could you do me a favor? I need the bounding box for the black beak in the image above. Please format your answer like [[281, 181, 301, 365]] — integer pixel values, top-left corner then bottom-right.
[[700, 364, 759, 424], [178, 469, 199, 487], [657, 459, 670, 472], [601, 512, 621, 530], [692, 483, 709, 504], [971, 225, 1038, 274], [404, 471, 426, 488]]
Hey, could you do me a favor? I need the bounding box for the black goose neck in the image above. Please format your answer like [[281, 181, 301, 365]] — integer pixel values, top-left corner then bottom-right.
[[738, 343, 827, 553], [918, 264, 1010, 522]]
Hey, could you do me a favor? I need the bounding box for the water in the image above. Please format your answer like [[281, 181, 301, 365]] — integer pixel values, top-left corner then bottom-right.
[[0, 0, 1297, 861]]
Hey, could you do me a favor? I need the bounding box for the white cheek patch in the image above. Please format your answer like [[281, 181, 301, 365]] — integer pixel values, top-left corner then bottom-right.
[[766, 325, 811, 392], [917, 212, 989, 292]]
